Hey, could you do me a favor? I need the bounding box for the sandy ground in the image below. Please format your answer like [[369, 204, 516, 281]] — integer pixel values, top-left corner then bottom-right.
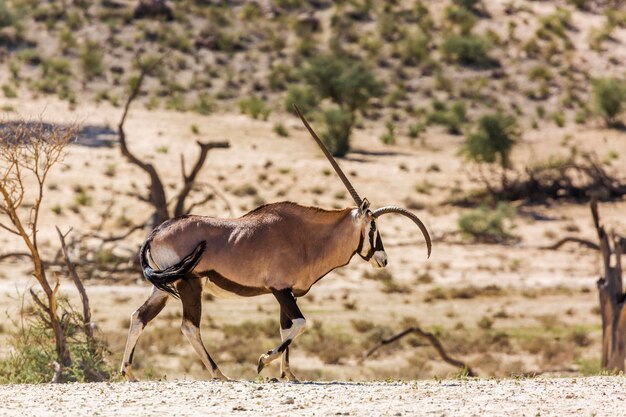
[[0, 377, 624, 416]]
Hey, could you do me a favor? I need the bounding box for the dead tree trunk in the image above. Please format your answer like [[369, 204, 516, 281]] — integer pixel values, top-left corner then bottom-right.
[[592, 199, 626, 372], [118, 56, 230, 229]]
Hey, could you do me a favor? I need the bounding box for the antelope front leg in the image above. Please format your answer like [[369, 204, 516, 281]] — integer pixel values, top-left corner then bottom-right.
[[258, 288, 306, 375]]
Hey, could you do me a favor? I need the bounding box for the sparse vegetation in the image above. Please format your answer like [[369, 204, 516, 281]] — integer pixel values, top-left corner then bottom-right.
[[442, 35, 495, 68], [239, 96, 270, 120], [592, 78, 626, 126], [463, 113, 519, 187], [321, 107, 353, 157], [458, 203, 517, 243]]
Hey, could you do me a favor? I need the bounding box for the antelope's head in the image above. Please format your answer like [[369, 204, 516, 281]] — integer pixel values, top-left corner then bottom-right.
[[294, 106, 432, 269]]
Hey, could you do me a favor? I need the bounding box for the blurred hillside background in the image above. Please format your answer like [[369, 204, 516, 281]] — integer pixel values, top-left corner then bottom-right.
[[0, 0, 625, 383]]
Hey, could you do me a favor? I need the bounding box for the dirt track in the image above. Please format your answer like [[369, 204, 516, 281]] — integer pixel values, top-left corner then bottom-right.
[[0, 377, 624, 416]]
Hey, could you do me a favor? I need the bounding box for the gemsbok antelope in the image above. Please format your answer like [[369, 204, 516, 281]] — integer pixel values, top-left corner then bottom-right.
[[120, 106, 432, 382]]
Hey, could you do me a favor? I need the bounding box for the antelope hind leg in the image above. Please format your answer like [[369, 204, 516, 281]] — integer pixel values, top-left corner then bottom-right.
[[120, 287, 169, 381]]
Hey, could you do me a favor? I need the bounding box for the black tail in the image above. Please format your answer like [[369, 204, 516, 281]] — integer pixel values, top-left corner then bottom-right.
[[139, 240, 206, 298]]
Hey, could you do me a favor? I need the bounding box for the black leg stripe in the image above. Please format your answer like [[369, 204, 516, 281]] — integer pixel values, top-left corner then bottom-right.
[[277, 339, 292, 353]]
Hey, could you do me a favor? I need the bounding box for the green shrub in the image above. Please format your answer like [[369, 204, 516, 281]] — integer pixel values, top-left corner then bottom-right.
[[444, 5, 476, 35], [191, 93, 215, 115], [453, 0, 481, 10], [0, 1, 16, 29], [408, 122, 427, 139], [399, 28, 429, 65], [301, 54, 382, 112], [0, 299, 112, 383], [300, 321, 356, 364], [273, 123, 289, 137], [458, 203, 516, 243], [59, 28, 78, 54], [239, 96, 270, 120], [442, 34, 494, 67], [80, 40, 103, 79], [592, 77, 626, 126], [268, 64, 296, 91], [241, 3, 261, 20], [284, 85, 318, 115], [528, 65, 553, 82], [2, 84, 16, 98], [552, 111, 565, 127], [539, 7, 572, 39], [464, 113, 519, 169], [567, 0, 589, 10], [428, 100, 467, 135], [322, 107, 353, 157], [380, 121, 396, 145]]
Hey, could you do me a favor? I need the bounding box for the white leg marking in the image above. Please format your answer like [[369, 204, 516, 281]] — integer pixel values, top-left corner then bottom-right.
[[280, 326, 298, 382], [260, 318, 306, 368]]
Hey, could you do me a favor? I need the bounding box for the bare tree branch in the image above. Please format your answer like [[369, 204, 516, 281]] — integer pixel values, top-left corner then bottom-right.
[[541, 237, 600, 251], [56, 226, 93, 339], [190, 182, 234, 217], [118, 55, 169, 226], [364, 326, 476, 377], [81, 220, 148, 243], [0, 251, 31, 262], [174, 141, 230, 216]]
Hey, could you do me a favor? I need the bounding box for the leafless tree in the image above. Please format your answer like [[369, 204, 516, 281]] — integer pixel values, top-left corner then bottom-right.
[[118, 56, 230, 228], [0, 120, 78, 371]]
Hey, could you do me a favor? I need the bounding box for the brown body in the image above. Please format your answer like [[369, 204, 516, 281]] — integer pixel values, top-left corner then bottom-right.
[[147, 202, 361, 297]]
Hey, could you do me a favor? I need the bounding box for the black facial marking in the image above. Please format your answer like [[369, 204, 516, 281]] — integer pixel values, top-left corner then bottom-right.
[[375, 233, 384, 251], [359, 220, 378, 261]]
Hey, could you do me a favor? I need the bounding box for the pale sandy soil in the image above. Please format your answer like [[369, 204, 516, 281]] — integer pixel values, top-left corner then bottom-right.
[[0, 377, 625, 417]]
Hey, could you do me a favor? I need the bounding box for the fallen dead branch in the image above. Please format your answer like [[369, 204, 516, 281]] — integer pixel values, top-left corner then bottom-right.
[[454, 154, 626, 206], [363, 326, 476, 377], [541, 237, 600, 251]]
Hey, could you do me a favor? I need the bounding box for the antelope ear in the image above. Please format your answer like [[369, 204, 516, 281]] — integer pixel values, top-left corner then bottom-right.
[[359, 198, 370, 213]]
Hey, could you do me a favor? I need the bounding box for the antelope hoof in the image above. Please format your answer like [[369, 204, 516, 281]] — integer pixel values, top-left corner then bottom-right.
[[212, 369, 230, 381], [121, 365, 139, 382], [280, 370, 299, 383], [257, 350, 277, 374]]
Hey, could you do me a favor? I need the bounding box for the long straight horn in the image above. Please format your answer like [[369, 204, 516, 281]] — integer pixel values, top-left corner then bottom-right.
[[294, 105, 363, 207], [372, 206, 432, 258]]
